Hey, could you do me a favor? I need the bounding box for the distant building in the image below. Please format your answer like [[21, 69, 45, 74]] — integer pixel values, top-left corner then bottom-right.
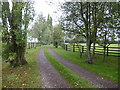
[[27, 36, 38, 43]]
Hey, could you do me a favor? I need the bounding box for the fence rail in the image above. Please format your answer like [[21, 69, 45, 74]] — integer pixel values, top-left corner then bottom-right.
[[62, 44, 120, 57], [27, 42, 41, 49]]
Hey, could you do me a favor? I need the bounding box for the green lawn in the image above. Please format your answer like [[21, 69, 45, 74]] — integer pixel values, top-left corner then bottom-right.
[[44, 47, 95, 88], [2, 46, 43, 88], [53, 46, 118, 83]]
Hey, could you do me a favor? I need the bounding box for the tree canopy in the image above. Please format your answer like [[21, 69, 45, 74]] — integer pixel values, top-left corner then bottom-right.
[[61, 2, 119, 64]]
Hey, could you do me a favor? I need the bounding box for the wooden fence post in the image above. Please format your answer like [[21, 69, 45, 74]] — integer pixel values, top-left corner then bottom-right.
[[37, 43, 38, 46], [31, 43, 33, 48], [82, 46, 84, 53], [66, 45, 67, 51], [28, 43, 30, 49], [33, 42, 34, 47], [36, 43, 37, 47], [30, 43, 31, 48], [73, 45, 75, 52], [107, 47, 109, 56]]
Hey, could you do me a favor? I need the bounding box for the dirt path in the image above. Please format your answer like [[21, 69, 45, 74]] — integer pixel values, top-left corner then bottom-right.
[[48, 47, 118, 88], [37, 47, 71, 88]]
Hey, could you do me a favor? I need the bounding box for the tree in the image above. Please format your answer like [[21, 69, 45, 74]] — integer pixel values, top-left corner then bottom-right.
[[70, 35, 83, 58], [30, 14, 53, 45], [96, 2, 120, 61], [61, 2, 119, 64], [53, 24, 63, 48], [30, 13, 47, 44], [46, 14, 53, 44], [62, 2, 102, 64], [2, 1, 34, 67]]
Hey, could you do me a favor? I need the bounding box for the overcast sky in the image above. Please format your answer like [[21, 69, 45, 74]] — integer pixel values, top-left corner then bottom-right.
[[28, 0, 65, 42], [32, 0, 65, 26], [3, 0, 120, 28], [5, 0, 65, 29]]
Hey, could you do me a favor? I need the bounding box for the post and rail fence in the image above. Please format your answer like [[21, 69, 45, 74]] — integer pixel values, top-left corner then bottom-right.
[[27, 42, 41, 49], [62, 44, 120, 57]]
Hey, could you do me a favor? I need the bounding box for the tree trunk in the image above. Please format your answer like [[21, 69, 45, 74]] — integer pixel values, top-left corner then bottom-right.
[[92, 42, 95, 57], [103, 32, 107, 62], [9, 3, 28, 67], [38, 40, 41, 46], [55, 42, 58, 48], [85, 3, 93, 64], [10, 44, 27, 67], [86, 39, 93, 64], [92, 2, 97, 58]]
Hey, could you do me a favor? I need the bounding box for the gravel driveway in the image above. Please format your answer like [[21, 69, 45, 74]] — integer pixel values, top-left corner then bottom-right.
[[37, 47, 71, 88], [48, 47, 118, 88]]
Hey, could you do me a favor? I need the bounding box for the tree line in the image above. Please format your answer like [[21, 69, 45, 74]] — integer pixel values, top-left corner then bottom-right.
[[29, 13, 63, 48], [1, 1, 119, 67]]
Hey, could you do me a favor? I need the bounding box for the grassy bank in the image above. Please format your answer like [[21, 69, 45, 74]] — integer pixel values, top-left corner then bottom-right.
[[44, 47, 95, 88], [53, 46, 118, 83], [2, 46, 43, 88]]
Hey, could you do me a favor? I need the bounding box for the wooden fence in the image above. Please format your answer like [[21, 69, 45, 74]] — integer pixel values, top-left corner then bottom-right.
[[27, 42, 41, 49], [62, 44, 120, 57]]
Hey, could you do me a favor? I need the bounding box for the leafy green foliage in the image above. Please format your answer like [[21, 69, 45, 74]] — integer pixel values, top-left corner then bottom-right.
[[15, 30, 27, 45], [30, 13, 53, 44], [61, 2, 119, 62], [2, 1, 34, 66], [46, 14, 53, 43], [53, 24, 63, 47], [2, 43, 12, 61]]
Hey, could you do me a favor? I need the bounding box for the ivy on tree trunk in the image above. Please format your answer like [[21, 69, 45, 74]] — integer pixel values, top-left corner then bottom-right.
[[2, 1, 34, 67]]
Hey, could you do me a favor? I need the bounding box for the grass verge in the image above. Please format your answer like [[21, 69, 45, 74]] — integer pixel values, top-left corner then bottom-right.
[[2, 46, 43, 88], [53, 46, 118, 83], [44, 47, 95, 88]]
